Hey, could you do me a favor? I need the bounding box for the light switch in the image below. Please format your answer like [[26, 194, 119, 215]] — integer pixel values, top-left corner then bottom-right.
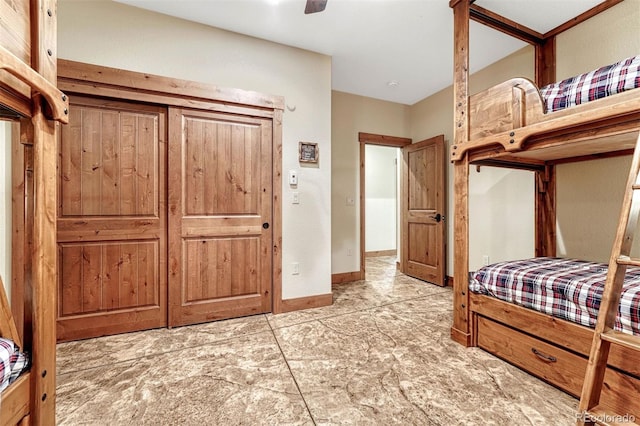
[[289, 170, 298, 185], [292, 192, 300, 204]]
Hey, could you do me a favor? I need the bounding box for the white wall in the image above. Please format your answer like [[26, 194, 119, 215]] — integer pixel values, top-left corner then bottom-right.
[[0, 121, 11, 300], [58, 0, 332, 300], [365, 145, 397, 252]]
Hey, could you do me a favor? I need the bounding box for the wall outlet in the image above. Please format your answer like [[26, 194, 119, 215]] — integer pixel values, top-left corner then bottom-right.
[[292, 262, 299, 275], [482, 255, 490, 266]]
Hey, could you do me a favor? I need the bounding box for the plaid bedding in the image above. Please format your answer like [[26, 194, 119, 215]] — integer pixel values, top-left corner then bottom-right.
[[0, 338, 29, 392], [470, 257, 640, 336], [540, 56, 640, 113]]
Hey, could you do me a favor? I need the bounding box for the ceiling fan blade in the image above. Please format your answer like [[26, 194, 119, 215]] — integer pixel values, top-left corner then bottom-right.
[[305, 0, 327, 14]]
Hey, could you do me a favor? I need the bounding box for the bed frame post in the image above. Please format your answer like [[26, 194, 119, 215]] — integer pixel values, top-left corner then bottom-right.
[[535, 36, 556, 88], [29, 0, 58, 423], [535, 165, 557, 257], [450, 0, 472, 347]]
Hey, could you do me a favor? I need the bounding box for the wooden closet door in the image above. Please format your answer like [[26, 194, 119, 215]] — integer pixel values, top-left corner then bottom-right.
[[57, 97, 167, 341], [168, 108, 272, 326]]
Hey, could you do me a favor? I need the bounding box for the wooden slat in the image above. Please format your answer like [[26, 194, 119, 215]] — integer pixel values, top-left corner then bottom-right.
[[469, 4, 544, 44], [535, 165, 556, 257], [616, 255, 640, 267], [450, 0, 471, 338], [0, 373, 31, 426], [358, 132, 411, 148], [58, 59, 284, 111], [601, 330, 640, 352], [272, 108, 283, 314], [30, 98, 58, 424]]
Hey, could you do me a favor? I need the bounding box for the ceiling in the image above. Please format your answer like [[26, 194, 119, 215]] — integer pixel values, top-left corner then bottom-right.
[[116, 0, 604, 105]]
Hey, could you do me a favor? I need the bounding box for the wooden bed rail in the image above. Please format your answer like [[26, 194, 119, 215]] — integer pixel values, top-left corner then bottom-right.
[[0, 45, 69, 124], [451, 89, 640, 163]]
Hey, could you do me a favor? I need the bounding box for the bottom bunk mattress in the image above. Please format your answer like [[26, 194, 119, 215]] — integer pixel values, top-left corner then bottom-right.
[[470, 257, 640, 336], [0, 338, 28, 392]]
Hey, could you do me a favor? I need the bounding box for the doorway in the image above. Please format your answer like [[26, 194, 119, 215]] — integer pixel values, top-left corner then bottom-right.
[[358, 132, 411, 278], [358, 132, 447, 286], [364, 144, 400, 261]]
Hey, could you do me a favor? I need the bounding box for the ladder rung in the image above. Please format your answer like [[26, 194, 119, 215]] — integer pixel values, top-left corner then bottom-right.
[[616, 255, 640, 267], [632, 184, 640, 190], [581, 405, 639, 425], [601, 330, 640, 352]]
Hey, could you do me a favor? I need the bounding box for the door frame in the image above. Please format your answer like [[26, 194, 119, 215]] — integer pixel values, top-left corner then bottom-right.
[[55, 60, 285, 318], [358, 132, 412, 278]]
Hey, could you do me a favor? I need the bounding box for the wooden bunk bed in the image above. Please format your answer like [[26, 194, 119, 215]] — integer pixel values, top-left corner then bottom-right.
[[0, 0, 67, 424], [449, 0, 640, 418]]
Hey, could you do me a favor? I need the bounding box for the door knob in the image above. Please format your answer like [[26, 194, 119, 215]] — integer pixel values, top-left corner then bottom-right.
[[430, 213, 442, 222], [263, 222, 270, 229]]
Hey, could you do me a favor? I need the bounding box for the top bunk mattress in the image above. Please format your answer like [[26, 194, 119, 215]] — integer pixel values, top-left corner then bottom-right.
[[470, 257, 640, 336], [540, 55, 640, 113]]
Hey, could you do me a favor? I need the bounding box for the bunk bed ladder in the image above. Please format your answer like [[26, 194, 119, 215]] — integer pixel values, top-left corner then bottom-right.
[[577, 131, 640, 426]]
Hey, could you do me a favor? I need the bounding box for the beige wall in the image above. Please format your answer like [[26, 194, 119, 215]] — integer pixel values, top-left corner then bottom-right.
[[331, 91, 410, 274], [555, 0, 640, 262], [58, 0, 332, 300]]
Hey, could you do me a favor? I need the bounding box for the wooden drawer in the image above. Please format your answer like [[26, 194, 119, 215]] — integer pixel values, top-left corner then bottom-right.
[[477, 316, 640, 417]]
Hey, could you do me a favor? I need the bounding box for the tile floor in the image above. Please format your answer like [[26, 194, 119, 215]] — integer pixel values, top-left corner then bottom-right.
[[56, 256, 578, 425]]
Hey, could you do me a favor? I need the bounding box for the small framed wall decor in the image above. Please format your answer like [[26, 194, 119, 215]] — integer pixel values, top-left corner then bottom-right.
[[299, 141, 319, 163]]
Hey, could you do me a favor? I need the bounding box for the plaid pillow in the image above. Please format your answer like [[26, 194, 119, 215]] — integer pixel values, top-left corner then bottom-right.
[[0, 338, 29, 391], [540, 56, 640, 113]]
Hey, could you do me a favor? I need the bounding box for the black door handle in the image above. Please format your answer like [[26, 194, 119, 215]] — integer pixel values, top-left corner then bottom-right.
[[430, 213, 442, 223], [263, 222, 270, 229]]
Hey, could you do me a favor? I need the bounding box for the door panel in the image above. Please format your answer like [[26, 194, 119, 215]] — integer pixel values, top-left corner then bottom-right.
[[57, 96, 167, 341], [169, 108, 272, 327], [401, 135, 446, 286]]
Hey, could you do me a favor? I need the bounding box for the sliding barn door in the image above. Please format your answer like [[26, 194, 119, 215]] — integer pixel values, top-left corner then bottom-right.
[[57, 97, 167, 341], [168, 108, 273, 327], [401, 135, 446, 286]]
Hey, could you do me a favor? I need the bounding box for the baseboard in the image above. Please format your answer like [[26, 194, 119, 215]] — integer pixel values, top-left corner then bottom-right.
[[331, 271, 364, 284], [279, 293, 333, 313], [365, 249, 397, 257], [446, 275, 454, 287]]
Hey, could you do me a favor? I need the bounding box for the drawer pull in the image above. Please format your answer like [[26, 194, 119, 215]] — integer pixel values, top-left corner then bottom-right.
[[532, 348, 557, 363]]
